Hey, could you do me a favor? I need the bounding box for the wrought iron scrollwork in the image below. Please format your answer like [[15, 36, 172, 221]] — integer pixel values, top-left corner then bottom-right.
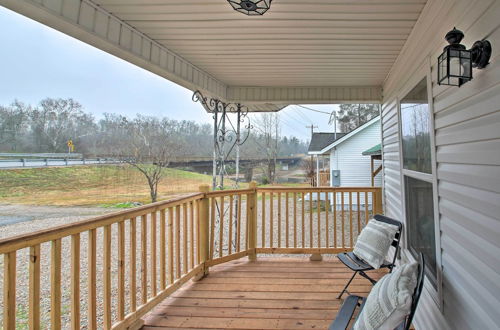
[[193, 90, 253, 255]]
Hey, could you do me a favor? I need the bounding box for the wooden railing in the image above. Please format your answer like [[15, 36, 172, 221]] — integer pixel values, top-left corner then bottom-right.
[[256, 187, 383, 254], [0, 193, 205, 330], [0, 183, 382, 329]]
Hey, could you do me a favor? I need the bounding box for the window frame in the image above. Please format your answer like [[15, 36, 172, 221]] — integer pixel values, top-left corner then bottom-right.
[[396, 61, 443, 310]]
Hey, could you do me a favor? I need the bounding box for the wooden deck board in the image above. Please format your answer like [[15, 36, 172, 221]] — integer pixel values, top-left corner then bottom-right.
[[143, 257, 385, 329]]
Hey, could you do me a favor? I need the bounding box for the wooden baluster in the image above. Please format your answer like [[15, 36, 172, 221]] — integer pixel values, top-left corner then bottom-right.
[[357, 192, 361, 237], [160, 210, 166, 289], [325, 192, 329, 248], [277, 192, 281, 248], [210, 197, 215, 259], [349, 192, 354, 247], [236, 195, 242, 252], [197, 200, 201, 264], [285, 192, 289, 248], [183, 203, 188, 273], [88, 229, 97, 330], [4, 251, 16, 329], [141, 215, 148, 303], [190, 201, 195, 270], [130, 218, 137, 312], [182, 203, 188, 274], [229, 195, 233, 254], [293, 192, 297, 248], [333, 192, 337, 248], [341, 192, 345, 248], [270, 192, 274, 247], [365, 191, 369, 226], [261, 192, 265, 248], [103, 225, 112, 330], [301, 192, 305, 248], [71, 234, 81, 329], [317, 191, 321, 248], [151, 212, 157, 296], [176, 205, 181, 279], [219, 196, 224, 258], [29, 245, 40, 330], [118, 221, 125, 320], [168, 208, 174, 284], [309, 192, 313, 248], [51, 238, 62, 329]]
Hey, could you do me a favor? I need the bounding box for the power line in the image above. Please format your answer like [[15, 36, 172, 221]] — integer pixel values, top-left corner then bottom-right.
[[295, 105, 331, 115], [293, 106, 314, 124], [281, 112, 310, 131], [284, 108, 311, 126]]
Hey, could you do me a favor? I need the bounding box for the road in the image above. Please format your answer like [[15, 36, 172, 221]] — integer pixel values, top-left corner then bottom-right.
[[0, 158, 119, 169]]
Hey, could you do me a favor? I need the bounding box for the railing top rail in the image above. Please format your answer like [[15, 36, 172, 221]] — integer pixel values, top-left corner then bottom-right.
[[206, 188, 254, 197], [256, 186, 381, 192], [0, 192, 204, 254]]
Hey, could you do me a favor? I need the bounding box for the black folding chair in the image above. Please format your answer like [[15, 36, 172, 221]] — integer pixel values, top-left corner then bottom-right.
[[337, 214, 403, 299], [329, 253, 425, 330]]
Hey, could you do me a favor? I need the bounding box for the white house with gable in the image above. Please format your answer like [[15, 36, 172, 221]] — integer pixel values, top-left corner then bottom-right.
[[308, 116, 382, 188]]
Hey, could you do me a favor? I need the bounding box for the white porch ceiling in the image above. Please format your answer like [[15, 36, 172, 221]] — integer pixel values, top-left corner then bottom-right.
[[1, 0, 428, 108], [94, 0, 426, 88]]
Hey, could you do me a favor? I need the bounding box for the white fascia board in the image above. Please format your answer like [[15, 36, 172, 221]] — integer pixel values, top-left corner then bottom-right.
[[0, 0, 227, 98], [227, 86, 383, 104], [318, 116, 380, 154]]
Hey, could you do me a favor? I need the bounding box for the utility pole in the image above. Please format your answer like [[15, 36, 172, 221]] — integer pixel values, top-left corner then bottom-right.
[[306, 125, 318, 185], [305, 125, 318, 137]]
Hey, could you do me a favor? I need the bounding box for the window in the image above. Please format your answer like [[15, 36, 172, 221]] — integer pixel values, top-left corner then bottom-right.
[[400, 84, 432, 173], [404, 176, 437, 287], [400, 78, 438, 289]]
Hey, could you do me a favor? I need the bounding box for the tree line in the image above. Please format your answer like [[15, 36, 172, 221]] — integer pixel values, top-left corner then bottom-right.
[[0, 98, 308, 158]]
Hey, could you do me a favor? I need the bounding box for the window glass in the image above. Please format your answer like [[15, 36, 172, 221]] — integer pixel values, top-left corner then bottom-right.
[[404, 176, 437, 288], [400, 79, 432, 173]]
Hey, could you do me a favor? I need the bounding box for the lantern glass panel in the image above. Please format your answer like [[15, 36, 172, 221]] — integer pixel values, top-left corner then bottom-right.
[[437, 48, 472, 86]]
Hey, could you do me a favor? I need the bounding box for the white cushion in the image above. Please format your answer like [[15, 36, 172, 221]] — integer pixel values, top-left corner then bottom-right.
[[353, 219, 399, 269], [353, 262, 418, 330]]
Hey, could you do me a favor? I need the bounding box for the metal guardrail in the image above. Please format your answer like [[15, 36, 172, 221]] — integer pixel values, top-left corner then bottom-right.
[[0, 153, 84, 158], [0, 158, 121, 169]]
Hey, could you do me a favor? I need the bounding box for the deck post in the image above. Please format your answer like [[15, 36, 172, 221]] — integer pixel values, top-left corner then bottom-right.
[[195, 184, 210, 281], [374, 188, 383, 215], [247, 181, 257, 261]]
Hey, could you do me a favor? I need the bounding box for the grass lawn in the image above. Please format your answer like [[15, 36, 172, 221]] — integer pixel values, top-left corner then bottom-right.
[[0, 165, 230, 206]]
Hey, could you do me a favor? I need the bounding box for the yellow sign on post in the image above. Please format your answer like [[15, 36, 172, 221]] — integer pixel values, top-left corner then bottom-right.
[[67, 140, 75, 152]]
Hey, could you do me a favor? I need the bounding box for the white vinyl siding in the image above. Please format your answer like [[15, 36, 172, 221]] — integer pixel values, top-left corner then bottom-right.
[[330, 119, 382, 188], [328, 120, 381, 208], [381, 0, 500, 329]]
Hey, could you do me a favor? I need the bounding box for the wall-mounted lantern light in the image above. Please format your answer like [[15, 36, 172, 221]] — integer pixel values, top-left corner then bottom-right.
[[438, 27, 492, 87], [227, 0, 272, 16]]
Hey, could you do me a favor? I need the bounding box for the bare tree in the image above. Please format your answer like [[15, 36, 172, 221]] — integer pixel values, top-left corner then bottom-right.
[[253, 113, 281, 183], [301, 157, 316, 186], [116, 116, 177, 203], [0, 101, 31, 151]]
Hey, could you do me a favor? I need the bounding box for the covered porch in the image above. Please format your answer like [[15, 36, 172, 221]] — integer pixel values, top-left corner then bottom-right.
[[1, 0, 499, 329], [144, 257, 385, 330]]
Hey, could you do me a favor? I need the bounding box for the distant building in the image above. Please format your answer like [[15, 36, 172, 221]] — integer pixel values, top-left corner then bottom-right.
[[308, 116, 381, 188]]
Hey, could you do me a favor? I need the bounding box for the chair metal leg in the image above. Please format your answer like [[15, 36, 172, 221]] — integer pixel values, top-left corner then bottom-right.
[[337, 271, 357, 299], [358, 271, 377, 285]]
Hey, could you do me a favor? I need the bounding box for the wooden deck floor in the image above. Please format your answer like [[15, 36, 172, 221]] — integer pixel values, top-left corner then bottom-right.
[[143, 257, 386, 329]]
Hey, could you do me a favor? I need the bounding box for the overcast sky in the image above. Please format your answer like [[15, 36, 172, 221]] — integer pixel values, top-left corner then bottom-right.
[[0, 6, 338, 141]]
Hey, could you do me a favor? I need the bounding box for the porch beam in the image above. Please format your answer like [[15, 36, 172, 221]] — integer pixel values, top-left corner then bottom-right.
[[0, 0, 227, 98], [227, 86, 382, 104]]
